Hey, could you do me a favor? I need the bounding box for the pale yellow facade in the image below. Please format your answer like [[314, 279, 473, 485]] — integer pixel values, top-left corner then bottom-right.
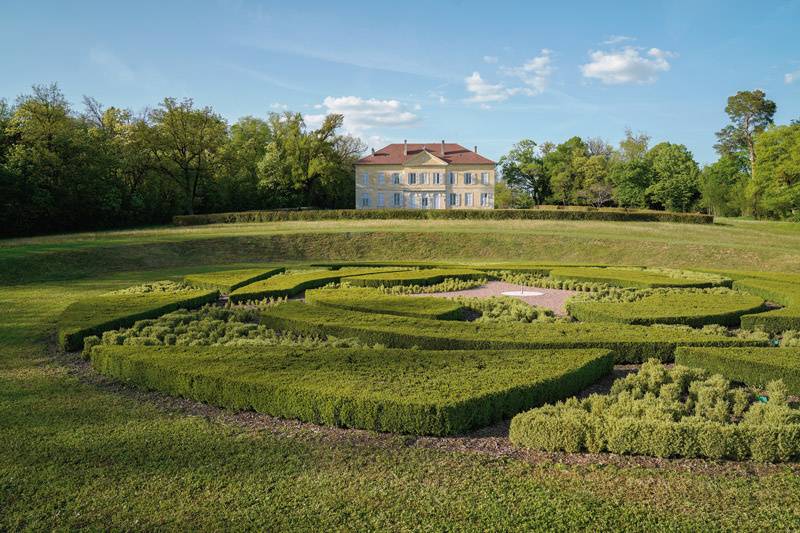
[[355, 150, 495, 209]]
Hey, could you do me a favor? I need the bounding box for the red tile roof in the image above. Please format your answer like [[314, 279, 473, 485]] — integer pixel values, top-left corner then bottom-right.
[[356, 143, 495, 165]]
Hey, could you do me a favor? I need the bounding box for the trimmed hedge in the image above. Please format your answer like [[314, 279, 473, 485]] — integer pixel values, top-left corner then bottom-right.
[[58, 289, 219, 351], [734, 278, 800, 333], [173, 207, 713, 226], [260, 302, 768, 363], [676, 347, 800, 394], [184, 267, 285, 293], [346, 268, 486, 288], [306, 287, 468, 320], [90, 344, 613, 436], [549, 266, 729, 289], [228, 267, 409, 302], [566, 291, 767, 327]]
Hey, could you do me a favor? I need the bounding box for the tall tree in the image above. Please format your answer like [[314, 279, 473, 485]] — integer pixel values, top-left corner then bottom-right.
[[644, 142, 701, 212], [714, 90, 777, 175], [748, 124, 800, 219], [145, 97, 228, 214], [497, 139, 548, 205], [699, 154, 748, 217], [544, 137, 589, 205]]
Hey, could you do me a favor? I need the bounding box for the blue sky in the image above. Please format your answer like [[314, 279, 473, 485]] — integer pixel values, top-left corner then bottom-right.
[[2, 0, 799, 163]]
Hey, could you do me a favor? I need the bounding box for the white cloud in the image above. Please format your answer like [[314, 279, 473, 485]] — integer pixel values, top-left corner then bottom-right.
[[500, 49, 553, 95], [580, 47, 675, 85], [269, 102, 288, 110], [464, 72, 520, 106], [304, 96, 419, 135], [483, 55, 499, 64], [89, 47, 136, 82], [786, 70, 800, 84], [602, 35, 635, 45]]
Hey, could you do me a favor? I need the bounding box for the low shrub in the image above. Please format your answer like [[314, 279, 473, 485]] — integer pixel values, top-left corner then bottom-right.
[[346, 268, 486, 288], [549, 266, 730, 289], [228, 267, 409, 302], [260, 303, 768, 363], [375, 277, 487, 295], [184, 267, 285, 292], [173, 207, 714, 226], [58, 287, 220, 351], [676, 346, 800, 394], [509, 360, 800, 462], [567, 289, 767, 327], [306, 287, 469, 320], [90, 344, 613, 436], [452, 296, 555, 323]]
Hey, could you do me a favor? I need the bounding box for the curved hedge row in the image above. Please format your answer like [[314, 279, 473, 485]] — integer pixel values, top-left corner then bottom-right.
[[89, 344, 613, 436], [184, 267, 285, 293], [228, 267, 409, 302], [346, 268, 486, 288], [733, 278, 800, 333], [566, 291, 767, 327], [549, 267, 729, 289], [306, 287, 468, 320], [676, 346, 800, 394], [173, 207, 714, 226], [58, 289, 219, 352], [259, 302, 768, 363]]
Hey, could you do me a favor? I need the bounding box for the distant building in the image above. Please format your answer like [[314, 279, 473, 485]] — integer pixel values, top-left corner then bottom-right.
[[354, 141, 496, 209]]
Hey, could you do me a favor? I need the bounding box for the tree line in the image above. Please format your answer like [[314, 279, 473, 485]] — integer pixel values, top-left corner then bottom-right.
[[0, 84, 364, 236], [497, 90, 799, 220]]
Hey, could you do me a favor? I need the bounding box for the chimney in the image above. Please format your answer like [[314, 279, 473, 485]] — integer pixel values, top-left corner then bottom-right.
[[474, 145, 478, 154], [441, 140, 445, 155], [403, 139, 408, 156], [371, 147, 375, 155]]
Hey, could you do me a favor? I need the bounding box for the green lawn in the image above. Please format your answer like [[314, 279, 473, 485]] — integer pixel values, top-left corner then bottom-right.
[[2, 219, 800, 529]]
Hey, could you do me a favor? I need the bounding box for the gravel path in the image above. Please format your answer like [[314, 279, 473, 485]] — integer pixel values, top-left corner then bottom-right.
[[411, 281, 578, 315]]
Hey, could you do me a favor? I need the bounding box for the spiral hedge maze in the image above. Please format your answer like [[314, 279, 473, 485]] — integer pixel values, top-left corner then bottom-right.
[[61, 263, 800, 461]]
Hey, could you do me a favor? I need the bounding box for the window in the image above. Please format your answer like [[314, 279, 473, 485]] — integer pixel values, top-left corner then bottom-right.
[[448, 172, 456, 185], [393, 192, 402, 206], [481, 172, 489, 185], [361, 172, 369, 185], [480, 192, 490, 207], [392, 172, 400, 185], [408, 172, 416, 185], [449, 193, 459, 206], [465, 192, 473, 206], [421, 195, 430, 208], [464, 172, 473, 185], [378, 172, 385, 185], [432, 172, 441, 185], [419, 172, 426, 185], [377, 192, 385, 207], [361, 193, 370, 207]]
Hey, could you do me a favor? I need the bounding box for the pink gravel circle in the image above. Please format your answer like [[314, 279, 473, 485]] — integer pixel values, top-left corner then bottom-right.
[[409, 281, 577, 316]]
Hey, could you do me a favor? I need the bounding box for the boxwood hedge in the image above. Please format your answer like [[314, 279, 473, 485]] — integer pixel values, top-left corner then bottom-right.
[[346, 268, 486, 288], [228, 267, 409, 302], [305, 287, 468, 320], [173, 207, 713, 226], [184, 267, 285, 293], [89, 344, 613, 436], [58, 289, 219, 352], [260, 302, 768, 363], [734, 278, 800, 333], [676, 346, 800, 394], [549, 267, 729, 289], [566, 291, 767, 327]]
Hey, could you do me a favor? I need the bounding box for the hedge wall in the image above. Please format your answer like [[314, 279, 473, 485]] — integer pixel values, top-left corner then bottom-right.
[[549, 267, 728, 289], [346, 268, 486, 288], [90, 344, 613, 436], [734, 278, 800, 333], [259, 302, 768, 363], [58, 289, 219, 352], [676, 347, 800, 394], [305, 287, 468, 320], [173, 207, 713, 226], [184, 267, 285, 293], [566, 291, 767, 327], [227, 267, 409, 302]]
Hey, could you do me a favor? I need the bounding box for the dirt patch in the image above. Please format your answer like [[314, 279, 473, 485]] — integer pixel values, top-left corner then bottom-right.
[[409, 281, 578, 315]]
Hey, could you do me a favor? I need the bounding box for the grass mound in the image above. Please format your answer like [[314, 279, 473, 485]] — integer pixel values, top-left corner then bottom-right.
[[676, 346, 800, 394], [260, 302, 768, 363], [567, 289, 767, 327], [89, 344, 613, 436], [510, 360, 800, 462], [58, 284, 219, 351], [306, 287, 468, 320], [184, 267, 285, 292], [346, 268, 486, 288]]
